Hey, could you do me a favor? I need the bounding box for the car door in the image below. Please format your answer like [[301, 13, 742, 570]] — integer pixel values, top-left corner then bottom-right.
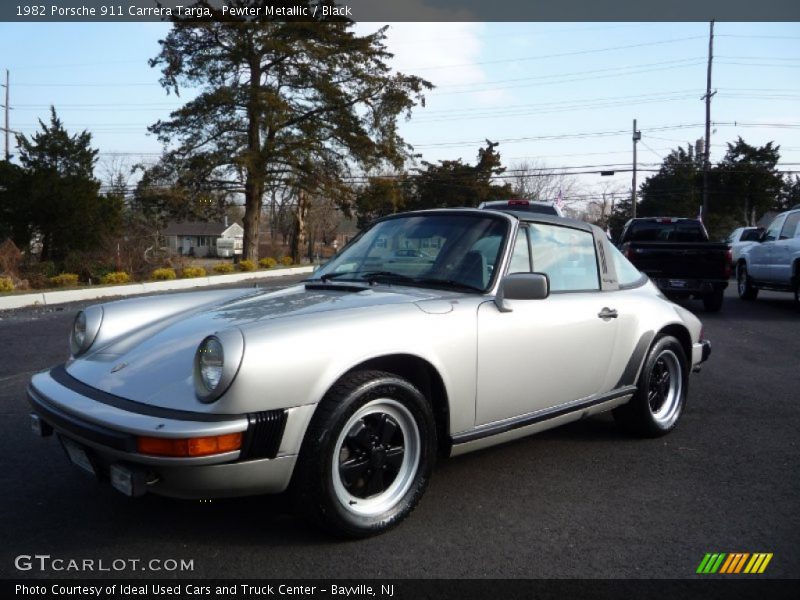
[[475, 223, 618, 426], [748, 215, 785, 281], [773, 212, 800, 284]]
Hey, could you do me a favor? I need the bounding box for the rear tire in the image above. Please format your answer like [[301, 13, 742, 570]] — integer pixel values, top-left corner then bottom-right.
[[614, 335, 688, 438], [737, 263, 758, 300], [702, 290, 724, 312], [291, 370, 436, 538]]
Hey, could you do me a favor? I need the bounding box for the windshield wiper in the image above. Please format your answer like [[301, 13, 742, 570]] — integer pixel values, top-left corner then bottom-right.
[[411, 277, 484, 293], [316, 271, 361, 283], [359, 271, 417, 285], [316, 271, 484, 293], [365, 272, 484, 293], [314, 271, 413, 285]]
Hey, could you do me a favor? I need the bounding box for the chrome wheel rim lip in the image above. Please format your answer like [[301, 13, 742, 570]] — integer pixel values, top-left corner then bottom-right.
[[648, 349, 683, 428], [332, 398, 420, 518]]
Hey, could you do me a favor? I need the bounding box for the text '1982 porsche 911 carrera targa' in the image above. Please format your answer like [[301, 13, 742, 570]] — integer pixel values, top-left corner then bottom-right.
[[28, 208, 711, 537]]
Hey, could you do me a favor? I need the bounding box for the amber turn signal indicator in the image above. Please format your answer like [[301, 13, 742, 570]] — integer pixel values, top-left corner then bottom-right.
[[137, 432, 243, 457]]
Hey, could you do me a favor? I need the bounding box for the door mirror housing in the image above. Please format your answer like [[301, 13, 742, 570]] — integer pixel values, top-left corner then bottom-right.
[[495, 273, 550, 313]]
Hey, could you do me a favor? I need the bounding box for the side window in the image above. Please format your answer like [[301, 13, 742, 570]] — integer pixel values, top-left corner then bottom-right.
[[764, 216, 785, 242], [508, 228, 531, 274], [529, 224, 600, 292], [741, 229, 762, 242], [608, 243, 644, 287], [779, 213, 800, 240]]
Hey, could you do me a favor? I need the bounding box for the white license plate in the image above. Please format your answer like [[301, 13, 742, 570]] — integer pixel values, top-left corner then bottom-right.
[[61, 437, 97, 476], [668, 279, 688, 289]]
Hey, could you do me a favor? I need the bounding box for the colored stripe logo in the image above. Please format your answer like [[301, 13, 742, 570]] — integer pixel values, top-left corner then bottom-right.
[[696, 553, 773, 574]]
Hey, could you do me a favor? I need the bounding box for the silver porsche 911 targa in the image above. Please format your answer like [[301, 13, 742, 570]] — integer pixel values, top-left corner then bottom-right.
[[28, 209, 711, 537]]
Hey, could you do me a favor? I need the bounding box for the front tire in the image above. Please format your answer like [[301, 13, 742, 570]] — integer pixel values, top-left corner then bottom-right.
[[292, 370, 436, 538], [737, 263, 758, 300], [614, 335, 688, 438]]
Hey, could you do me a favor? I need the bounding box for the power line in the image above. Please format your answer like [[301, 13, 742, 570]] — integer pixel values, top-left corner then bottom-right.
[[639, 140, 665, 161], [717, 55, 800, 61], [432, 60, 708, 96], [14, 82, 159, 88], [411, 123, 710, 149], [410, 94, 701, 124], [1, 69, 10, 160], [717, 34, 800, 40], [717, 61, 800, 69], [407, 35, 707, 71], [410, 122, 800, 150]]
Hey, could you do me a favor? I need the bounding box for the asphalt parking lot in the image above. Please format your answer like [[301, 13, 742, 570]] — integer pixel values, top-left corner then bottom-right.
[[0, 278, 797, 579]]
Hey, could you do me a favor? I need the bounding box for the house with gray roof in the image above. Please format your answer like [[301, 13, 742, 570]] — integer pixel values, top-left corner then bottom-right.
[[163, 219, 244, 257]]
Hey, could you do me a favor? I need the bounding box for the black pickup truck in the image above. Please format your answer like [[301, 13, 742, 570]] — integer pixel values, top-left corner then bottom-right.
[[618, 217, 732, 311]]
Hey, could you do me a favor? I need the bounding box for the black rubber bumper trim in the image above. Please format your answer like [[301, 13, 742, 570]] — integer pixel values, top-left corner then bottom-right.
[[240, 410, 289, 460], [451, 386, 637, 445], [701, 340, 712, 363], [28, 386, 137, 452], [49, 364, 240, 422]]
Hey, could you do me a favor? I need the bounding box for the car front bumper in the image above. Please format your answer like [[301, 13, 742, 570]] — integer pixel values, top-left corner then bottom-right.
[[691, 339, 712, 371], [27, 367, 315, 499]]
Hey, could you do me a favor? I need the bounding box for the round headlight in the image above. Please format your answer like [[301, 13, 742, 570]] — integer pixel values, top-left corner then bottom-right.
[[69, 306, 103, 357], [193, 330, 244, 403], [198, 336, 224, 392], [71, 311, 87, 353]]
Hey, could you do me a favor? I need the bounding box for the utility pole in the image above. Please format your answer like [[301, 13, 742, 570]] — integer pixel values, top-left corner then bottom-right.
[[702, 20, 716, 221], [1, 69, 9, 161], [632, 119, 641, 218]]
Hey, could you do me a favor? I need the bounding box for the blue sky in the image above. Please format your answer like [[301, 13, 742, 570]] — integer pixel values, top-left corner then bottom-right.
[[2, 21, 798, 207]]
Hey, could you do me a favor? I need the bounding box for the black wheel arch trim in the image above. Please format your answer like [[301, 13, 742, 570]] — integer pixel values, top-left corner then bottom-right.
[[615, 331, 656, 388]]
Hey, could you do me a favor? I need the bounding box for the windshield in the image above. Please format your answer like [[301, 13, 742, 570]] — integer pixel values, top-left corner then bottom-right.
[[483, 200, 558, 215], [740, 228, 762, 242], [312, 213, 510, 293], [626, 220, 707, 242]]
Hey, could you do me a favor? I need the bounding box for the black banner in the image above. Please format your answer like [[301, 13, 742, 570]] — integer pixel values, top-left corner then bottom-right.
[[3, 0, 800, 23], [4, 579, 800, 600]]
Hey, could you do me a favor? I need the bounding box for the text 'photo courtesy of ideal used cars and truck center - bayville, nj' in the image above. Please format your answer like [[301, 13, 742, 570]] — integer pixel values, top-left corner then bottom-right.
[[1, 0, 799, 596]]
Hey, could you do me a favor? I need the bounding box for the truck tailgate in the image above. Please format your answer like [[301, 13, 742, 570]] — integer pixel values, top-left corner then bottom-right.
[[625, 242, 730, 280]]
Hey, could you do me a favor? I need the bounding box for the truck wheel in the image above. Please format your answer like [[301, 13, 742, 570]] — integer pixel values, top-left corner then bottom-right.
[[737, 264, 758, 300], [613, 335, 688, 438], [702, 290, 724, 312], [292, 370, 436, 538]]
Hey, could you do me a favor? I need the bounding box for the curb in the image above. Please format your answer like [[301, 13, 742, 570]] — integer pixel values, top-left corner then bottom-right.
[[0, 266, 314, 311]]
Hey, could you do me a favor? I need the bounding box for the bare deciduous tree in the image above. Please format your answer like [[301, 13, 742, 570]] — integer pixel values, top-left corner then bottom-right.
[[507, 159, 579, 205]]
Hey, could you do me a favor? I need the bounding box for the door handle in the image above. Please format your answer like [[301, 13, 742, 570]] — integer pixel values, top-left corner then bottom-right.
[[598, 307, 618, 320]]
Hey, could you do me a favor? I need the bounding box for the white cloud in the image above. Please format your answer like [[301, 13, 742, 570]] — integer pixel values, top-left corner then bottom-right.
[[356, 22, 488, 88]]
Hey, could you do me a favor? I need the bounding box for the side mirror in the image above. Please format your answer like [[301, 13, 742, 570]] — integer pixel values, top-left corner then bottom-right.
[[495, 273, 550, 313]]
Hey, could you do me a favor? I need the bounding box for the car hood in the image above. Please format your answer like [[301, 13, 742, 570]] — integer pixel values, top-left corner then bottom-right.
[[65, 283, 454, 411]]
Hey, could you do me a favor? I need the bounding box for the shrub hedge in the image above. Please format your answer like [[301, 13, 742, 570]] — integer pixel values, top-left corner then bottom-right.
[[151, 268, 177, 281]]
